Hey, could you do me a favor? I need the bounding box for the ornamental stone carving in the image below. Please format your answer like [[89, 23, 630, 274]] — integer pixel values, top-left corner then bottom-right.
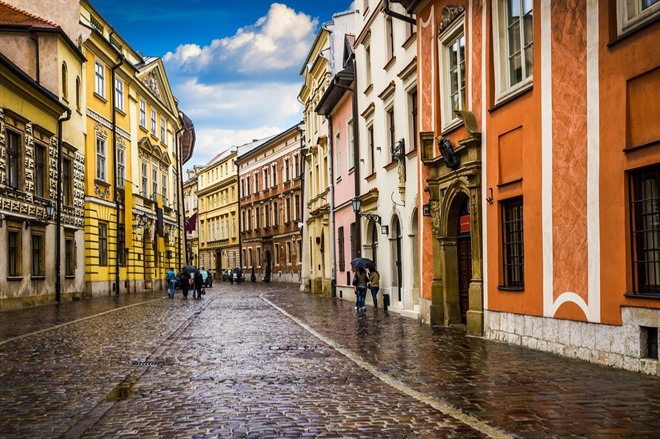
[[439, 5, 465, 35]]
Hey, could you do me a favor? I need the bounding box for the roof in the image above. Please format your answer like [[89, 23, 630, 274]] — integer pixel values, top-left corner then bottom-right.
[[235, 135, 277, 162], [205, 147, 235, 167], [0, 1, 58, 28]]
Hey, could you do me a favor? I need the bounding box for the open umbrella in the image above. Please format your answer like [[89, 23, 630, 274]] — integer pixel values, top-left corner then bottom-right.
[[350, 257, 375, 270], [182, 265, 197, 275]]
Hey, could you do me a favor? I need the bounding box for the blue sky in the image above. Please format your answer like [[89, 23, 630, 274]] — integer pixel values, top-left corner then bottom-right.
[[92, 1, 354, 169]]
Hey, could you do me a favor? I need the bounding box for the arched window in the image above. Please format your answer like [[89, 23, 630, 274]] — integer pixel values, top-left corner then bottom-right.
[[61, 62, 68, 99]]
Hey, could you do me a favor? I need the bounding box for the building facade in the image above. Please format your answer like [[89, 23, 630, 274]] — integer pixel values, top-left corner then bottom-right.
[[183, 168, 199, 266], [197, 149, 240, 277], [354, 1, 420, 316], [0, 2, 86, 310], [237, 127, 304, 283]]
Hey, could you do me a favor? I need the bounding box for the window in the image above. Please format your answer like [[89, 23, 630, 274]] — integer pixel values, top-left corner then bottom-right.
[[8, 228, 21, 276], [65, 236, 75, 276], [31, 233, 44, 276], [335, 131, 342, 177], [386, 16, 394, 61], [294, 195, 300, 221], [140, 100, 146, 127], [151, 110, 157, 136], [284, 158, 290, 181], [350, 222, 359, 259], [264, 203, 270, 227], [629, 165, 660, 295], [409, 89, 418, 150], [96, 137, 106, 181], [118, 226, 125, 266], [62, 157, 72, 206], [338, 226, 345, 270], [272, 164, 278, 187], [161, 117, 166, 141], [387, 107, 395, 162], [286, 198, 291, 223], [141, 162, 148, 196], [152, 168, 158, 199], [273, 201, 279, 226], [294, 154, 300, 177], [255, 207, 260, 228], [62, 62, 68, 99], [94, 61, 105, 97], [34, 143, 47, 197], [440, 19, 466, 130], [254, 173, 259, 194], [75, 77, 81, 110], [99, 222, 108, 266], [162, 174, 168, 204], [365, 45, 372, 86], [368, 125, 375, 175], [117, 148, 125, 189], [618, 0, 660, 35], [115, 78, 124, 111], [348, 119, 355, 170], [6, 129, 20, 189], [263, 168, 269, 190], [287, 242, 293, 264], [502, 197, 524, 289], [493, 0, 533, 99]]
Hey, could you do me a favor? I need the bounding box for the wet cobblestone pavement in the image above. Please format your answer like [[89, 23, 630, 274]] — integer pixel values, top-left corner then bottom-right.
[[1, 283, 659, 438]]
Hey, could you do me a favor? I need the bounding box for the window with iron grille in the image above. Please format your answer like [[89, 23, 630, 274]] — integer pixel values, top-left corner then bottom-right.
[[8, 228, 21, 276], [34, 143, 47, 197], [7, 129, 21, 189], [99, 222, 108, 266], [629, 165, 660, 295], [501, 197, 524, 289]]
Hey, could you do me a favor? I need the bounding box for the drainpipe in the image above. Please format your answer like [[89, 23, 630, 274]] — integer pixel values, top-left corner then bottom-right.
[[175, 126, 184, 270], [350, 57, 362, 256], [383, 0, 417, 24], [55, 108, 72, 303], [326, 116, 336, 297], [30, 31, 40, 83], [111, 52, 125, 295]]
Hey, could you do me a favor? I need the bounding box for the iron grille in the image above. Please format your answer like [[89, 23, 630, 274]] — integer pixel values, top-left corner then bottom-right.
[[502, 197, 524, 289]]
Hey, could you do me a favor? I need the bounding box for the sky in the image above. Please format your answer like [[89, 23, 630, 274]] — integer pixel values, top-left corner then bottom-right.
[[92, 1, 354, 171]]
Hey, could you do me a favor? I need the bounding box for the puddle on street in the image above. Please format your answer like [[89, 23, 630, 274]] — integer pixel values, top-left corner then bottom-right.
[[105, 383, 134, 401]]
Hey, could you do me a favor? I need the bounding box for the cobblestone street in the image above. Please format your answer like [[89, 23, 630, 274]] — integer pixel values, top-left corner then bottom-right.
[[1, 283, 659, 438]]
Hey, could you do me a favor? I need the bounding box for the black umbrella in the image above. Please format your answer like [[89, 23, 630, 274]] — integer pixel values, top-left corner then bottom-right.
[[350, 257, 375, 270], [182, 265, 197, 275]]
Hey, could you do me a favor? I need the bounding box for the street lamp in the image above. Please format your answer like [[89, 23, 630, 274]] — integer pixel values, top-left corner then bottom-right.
[[25, 200, 55, 228], [351, 196, 381, 225]]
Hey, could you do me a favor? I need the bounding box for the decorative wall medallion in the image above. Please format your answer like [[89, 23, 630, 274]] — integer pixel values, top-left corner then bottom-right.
[[145, 71, 161, 99], [439, 5, 465, 35]]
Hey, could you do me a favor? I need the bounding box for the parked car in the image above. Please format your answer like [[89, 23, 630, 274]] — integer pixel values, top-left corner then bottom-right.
[[231, 268, 245, 283], [221, 269, 232, 282]]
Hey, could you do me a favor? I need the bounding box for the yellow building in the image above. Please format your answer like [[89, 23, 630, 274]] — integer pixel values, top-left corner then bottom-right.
[[197, 149, 240, 277], [0, 2, 86, 309], [298, 28, 332, 295]]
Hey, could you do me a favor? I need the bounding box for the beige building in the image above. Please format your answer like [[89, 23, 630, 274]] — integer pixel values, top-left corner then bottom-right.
[[197, 149, 240, 277]]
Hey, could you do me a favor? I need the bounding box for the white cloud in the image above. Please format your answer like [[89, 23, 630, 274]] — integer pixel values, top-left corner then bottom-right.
[[192, 126, 283, 168], [164, 3, 317, 74]]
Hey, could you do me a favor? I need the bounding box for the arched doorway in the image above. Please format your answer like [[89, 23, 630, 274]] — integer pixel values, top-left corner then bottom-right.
[[456, 198, 472, 324], [392, 216, 403, 303], [264, 249, 272, 282]]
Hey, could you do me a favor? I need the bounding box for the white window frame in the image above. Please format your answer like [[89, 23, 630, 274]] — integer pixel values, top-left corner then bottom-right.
[[492, 0, 534, 103], [617, 0, 660, 35], [347, 119, 355, 171], [140, 100, 146, 127], [160, 117, 166, 141], [96, 137, 106, 181], [114, 78, 124, 111], [141, 161, 148, 196], [439, 17, 466, 131], [335, 131, 342, 178], [151, 110, 157, 136], [162, 173, 168, 204], [152, 166, 158, 200], [94, 61, 105, 98], [116, 146, 125, 188]]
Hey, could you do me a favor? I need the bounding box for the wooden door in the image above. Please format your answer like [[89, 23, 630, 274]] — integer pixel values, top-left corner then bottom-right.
[[457, 236, 472, 324]]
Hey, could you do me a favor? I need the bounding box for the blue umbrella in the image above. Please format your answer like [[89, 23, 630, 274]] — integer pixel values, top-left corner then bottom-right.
[[350, 257, 375, 270]]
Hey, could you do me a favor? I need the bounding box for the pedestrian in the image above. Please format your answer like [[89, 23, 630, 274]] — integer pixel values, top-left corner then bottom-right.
[[353, 268, 368, 313], [166, 267, 176, 298], [193, 269, 204, 299], [181, 270, 191, 299], [369, 268, 380, 309], [200, 267, 208, 286]]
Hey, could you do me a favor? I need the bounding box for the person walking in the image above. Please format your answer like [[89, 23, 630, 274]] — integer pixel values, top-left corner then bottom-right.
[[193, 269, 204, 299], [181, 270, 191, 299], [354, 268, 369, 313], [166, 267, 176, 298], [369, 269, 380, 309]]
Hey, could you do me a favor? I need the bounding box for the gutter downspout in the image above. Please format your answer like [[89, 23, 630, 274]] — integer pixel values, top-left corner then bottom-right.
[[175, 125, 184, 271], [350, 57, 362, 256], [383, 0, 417, 24], [111, 52, 125, 295], [326, 116, 336, 297], [55, 108, 72, 303]]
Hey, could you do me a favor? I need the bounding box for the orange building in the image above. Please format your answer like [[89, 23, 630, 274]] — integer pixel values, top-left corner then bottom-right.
[[407, 0, 659, 374]]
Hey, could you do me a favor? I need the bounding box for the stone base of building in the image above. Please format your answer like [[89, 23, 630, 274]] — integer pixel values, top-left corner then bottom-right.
[[0, 291, 86, 311], [485, 308, 660, 376]]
